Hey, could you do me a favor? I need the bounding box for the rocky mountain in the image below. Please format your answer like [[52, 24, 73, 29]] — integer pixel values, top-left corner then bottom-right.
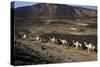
[[14, 3, 97, 20]]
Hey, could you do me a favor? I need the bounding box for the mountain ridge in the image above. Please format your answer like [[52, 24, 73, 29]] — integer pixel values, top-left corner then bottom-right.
[[14, 3, 97, 20]]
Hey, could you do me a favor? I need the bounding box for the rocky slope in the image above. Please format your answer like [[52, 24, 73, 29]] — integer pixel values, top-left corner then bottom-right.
[[14, 3, 97, 20]]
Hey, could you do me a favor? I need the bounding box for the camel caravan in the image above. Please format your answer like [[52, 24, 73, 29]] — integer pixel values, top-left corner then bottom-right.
[[15, 31, 97, 54]]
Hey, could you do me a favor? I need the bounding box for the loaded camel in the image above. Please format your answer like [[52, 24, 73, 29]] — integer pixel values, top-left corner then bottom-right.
[[84, 42, 96, 53], [59, 39, 68, 46], [72, 40, 82, 49], [49, 37, 57, 43]]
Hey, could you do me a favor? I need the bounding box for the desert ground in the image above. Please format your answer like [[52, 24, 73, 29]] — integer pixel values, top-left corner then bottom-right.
[[14, 19, 97, 65]]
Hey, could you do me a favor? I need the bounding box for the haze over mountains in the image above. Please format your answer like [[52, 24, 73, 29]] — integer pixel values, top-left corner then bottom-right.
[[14, 3, 97, 20]]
